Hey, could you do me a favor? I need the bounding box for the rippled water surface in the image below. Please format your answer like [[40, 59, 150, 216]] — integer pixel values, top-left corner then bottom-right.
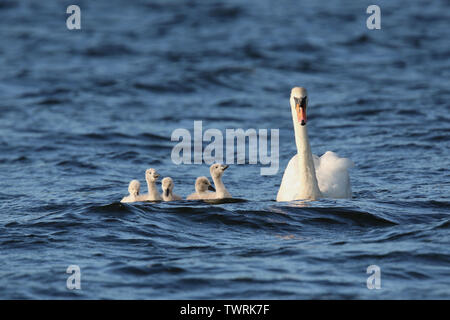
[[0, 0, 449, 299]]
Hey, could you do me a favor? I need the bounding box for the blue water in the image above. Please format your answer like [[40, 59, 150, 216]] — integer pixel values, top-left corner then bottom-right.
[[0, 0, 449, 299]]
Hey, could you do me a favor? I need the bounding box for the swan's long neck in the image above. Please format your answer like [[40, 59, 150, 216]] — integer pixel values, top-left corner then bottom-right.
[[293, 121, 322, 200], [162, 191, 171, 201], [146, 179, 160, 198], [212, 175, 230, 198]]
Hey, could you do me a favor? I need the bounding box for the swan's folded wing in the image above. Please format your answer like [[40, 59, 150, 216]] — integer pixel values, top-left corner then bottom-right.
[[315, 151, 354, 198], [276, 154, 302, 201], [186, 193, 198, 200], [135, 194, 150, 201]]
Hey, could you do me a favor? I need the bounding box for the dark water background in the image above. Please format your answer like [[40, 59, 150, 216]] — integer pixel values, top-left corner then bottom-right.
[[0, 0, 449, 299]]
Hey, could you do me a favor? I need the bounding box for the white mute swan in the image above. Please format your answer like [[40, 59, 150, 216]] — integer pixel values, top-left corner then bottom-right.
[[276, 87, 353, 201], [142, 168, 163, 201], [161, 177, 182, 201], [187, 176, 216, 200], [209, 163, 232, 199], [121, 179, 141, 203]]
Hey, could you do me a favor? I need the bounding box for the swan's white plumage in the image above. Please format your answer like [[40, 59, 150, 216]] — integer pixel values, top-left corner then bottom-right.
[[278, 151, 353, 201], [276, 86, 353, 201], [209, 164, 232, 199], [314, 151, 353, 198], [187, 176, 215, 200], [142, 168, 162, 201], [161, 177, 182, 201], [121, 179, 141, 203]]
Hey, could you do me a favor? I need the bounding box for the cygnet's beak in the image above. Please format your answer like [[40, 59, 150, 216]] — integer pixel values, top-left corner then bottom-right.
[[294, 97, 307, 126], [221, 165, 229, 171], [164, 188, 169, 197], [208, 185, 216, 192], [154, 174, 160, 179]]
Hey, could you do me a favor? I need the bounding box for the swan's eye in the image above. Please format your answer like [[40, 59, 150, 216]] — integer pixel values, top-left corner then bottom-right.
[[302, 96, 307, 108], [294, 97, 307, 108]]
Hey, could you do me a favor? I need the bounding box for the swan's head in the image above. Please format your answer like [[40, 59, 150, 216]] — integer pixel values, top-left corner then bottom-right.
[[195, 176, 215, 193], [161, 177, 174, 197], [145, 168, 160, 182], [210, 163, 229, 179], [128, 179, 140, 197], [290, 87, 308, 126]]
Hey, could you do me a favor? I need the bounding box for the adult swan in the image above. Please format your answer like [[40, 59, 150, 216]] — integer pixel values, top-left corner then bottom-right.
[[277, 87, 354, 201]]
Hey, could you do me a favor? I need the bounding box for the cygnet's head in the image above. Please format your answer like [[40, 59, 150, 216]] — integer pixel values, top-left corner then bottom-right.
[[161, 177, 174, 197], [128, 179, 140, 197], [195, 176, 215, 193], [145, 168, 160, 182], [290, 87, 308, 126], [210, 163, 229, 179]]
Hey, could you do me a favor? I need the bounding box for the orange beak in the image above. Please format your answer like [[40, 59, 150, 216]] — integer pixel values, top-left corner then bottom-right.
[[296, 103, 307, 126]]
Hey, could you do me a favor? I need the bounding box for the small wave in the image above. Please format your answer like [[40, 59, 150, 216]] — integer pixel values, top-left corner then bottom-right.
[[56, 160, 98, 170], [0, 1, 18, 10], [201, 198, 247, 205], [37, 98, 69, 106], [396, 109, 424, 116], [92, 79, 117, 87], [138, 132, 170, 141], [20, 88, 70, 98], [108, 151, 140, 160], [279, 206, 397, 227], [369, 229, 423, 243], [380, 200, 450, 210], [424, 134, 449, 142], [88, 202, 157, 215], [108, 265, 153, 276], [80, 132, 130, 141], [432, 219, 450, 230], [216, 99, 253, 108], [340, 34, 372, 46], [268, 42, 322, 53], [84, 44, 136, 57], [133, 81, 196, 93], [0, 156, 30, 164], [208, 5, 244, 21]]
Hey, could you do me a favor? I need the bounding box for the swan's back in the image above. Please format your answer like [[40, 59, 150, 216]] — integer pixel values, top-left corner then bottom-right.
[[314, 151, 353, 198]]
